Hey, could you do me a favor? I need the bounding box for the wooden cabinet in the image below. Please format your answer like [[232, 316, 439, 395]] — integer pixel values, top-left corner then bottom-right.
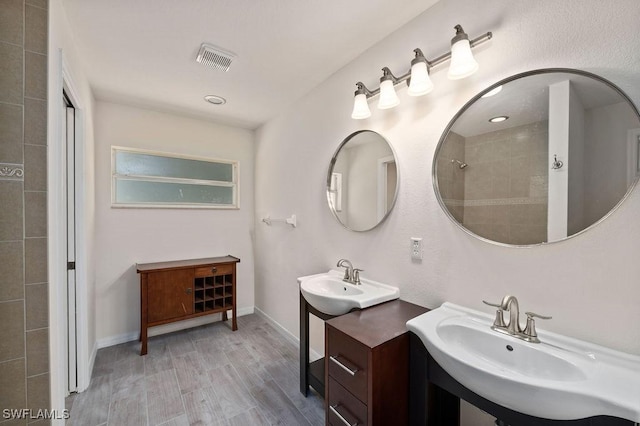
[[137, 256, 240, 355], [325, 300, 428, 426]]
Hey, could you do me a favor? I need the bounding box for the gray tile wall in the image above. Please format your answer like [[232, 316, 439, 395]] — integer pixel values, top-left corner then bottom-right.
[[0, 0, 49, 424], [436, 131, 466, 222], [463, 121, 548, 245]]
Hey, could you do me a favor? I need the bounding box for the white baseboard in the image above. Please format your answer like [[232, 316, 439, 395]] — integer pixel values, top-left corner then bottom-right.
[[96, 306, 255, 349], [83, 340, 98, 391], [254, 306, 322, 361]]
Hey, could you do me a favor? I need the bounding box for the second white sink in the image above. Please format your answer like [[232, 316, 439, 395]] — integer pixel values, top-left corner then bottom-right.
[[298, 270, 399, 315], [407, 302, 640, 422]]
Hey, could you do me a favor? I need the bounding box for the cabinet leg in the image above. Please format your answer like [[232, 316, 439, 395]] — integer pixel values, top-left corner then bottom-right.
[[140, 327, 148, 356], [232, 308, 237, 331], [222, 310, 228, 322], [300, 293, 309, 396]]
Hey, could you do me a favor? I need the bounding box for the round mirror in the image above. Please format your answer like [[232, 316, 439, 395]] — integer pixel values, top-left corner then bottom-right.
[[434, 68, 640, 246], [327, 130, 399, 231]]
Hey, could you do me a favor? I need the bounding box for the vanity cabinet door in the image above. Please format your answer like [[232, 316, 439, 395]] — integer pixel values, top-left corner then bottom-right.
[[147, 269, 194, 323]]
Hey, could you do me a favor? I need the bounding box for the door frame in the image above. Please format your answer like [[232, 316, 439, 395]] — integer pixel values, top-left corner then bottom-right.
[[49, 49, 90, 409], [377, 155, 396, 221]]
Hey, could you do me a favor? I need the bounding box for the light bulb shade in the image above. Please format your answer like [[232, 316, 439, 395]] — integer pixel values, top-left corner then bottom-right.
[[351, 93, 371, 119], [448, 39, 479, 80], [407, 61, 433, 96], [378, 79, 400, 109]]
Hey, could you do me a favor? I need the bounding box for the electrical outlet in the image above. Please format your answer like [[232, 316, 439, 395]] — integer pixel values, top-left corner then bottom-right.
[[410, 237, 422, 261]]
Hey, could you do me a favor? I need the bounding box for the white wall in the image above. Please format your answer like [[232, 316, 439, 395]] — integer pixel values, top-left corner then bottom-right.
[[255, 0, 640, 423], [93, 101, 255, 344], [48, 0, 97, 413], [584, 101, 639, 224], [548, 80, 570, 240]]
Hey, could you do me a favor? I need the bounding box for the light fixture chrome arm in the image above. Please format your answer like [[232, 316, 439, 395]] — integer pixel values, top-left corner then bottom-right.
[[354, 81, 377, 98]]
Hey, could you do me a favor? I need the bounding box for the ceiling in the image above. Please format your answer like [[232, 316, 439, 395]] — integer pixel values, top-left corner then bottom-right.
[[452, 72, 627, 137], [62, 0, 440, 129]]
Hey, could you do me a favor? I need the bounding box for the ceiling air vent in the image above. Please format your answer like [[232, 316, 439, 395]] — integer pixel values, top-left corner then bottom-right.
[[196, 43, 236, 72]]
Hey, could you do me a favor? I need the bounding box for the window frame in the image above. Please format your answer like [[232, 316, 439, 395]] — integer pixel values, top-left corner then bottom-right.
[[111, 146, 239, 209]]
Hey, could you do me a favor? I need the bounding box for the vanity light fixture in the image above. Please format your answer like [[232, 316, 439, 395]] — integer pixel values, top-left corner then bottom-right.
[[407, 48, 433, 96], [447, 25, 480, 80], [378, 67, 400, 109], [351, 24, 492, 119], [489, 115, 509, 123], [351, 83, 372, 119]]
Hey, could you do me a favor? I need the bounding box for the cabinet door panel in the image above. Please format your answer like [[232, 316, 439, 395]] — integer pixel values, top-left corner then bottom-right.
[[147, 269, 194, 322]]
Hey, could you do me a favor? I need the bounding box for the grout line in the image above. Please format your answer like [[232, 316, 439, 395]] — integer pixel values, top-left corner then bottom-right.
[[21, 0, 28, 410], [0, 101, 25, 107], [0, 356, 26, 365], [0, 40, 23, 49], [23, 50, 46, 58], [23, 96, 47, 102], [24, 2, 48, 12], [0, 298, 25, 304]]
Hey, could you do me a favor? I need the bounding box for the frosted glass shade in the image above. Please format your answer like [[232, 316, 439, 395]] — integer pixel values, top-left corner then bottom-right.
[[378, 79, 400, 109], [408, 61, 433, 96], [351, 93, 371, 119], [448, 39, 479, 80]]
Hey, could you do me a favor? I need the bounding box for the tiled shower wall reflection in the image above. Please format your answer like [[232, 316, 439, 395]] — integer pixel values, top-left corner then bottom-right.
[[440, 122, 548, 245], [463, 121, 548, 245], [0, 0, 50, 423]]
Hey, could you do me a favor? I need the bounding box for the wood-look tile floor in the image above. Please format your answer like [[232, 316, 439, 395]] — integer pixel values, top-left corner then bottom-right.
[[66, 314, 325, 426]]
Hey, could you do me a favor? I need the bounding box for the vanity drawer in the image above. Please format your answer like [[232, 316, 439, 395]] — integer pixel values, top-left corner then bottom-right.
[[327, 326, 368, 403], [327, 376, 367, 426], [194, 263, 233, 277]]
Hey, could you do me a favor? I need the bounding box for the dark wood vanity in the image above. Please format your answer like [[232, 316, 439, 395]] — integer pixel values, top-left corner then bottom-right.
[[136, 256, 240, 355], [302, 300, 426, 425]]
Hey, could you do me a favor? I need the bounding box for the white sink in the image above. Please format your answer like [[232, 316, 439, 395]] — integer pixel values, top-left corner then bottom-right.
[[298, 270, 399, 315], [406, 302, 640, 422]]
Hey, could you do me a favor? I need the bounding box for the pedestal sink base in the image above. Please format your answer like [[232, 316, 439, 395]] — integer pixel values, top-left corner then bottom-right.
[[408, 333, 634, 426]]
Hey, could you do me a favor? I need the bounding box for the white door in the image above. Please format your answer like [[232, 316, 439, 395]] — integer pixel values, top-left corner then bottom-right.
[[63, 93, 78, 393]]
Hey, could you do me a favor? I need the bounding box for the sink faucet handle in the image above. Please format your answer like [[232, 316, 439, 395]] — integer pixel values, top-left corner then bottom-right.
[[352, 268, 363, 284], [523, 311, 552, 343], [525, 311, 552, 320], [483, 301, 507, 328], [482, 300, 502, 308]]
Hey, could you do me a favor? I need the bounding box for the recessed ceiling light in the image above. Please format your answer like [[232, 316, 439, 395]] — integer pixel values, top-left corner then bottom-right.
[[204, 95, 226, 105], [482, 85, 503, 98], [489, 115, 509, 123]]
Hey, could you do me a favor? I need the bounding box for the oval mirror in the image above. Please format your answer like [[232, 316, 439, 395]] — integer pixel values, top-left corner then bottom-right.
[[327, 130, 399, 231], [434, 69, 640, 246]]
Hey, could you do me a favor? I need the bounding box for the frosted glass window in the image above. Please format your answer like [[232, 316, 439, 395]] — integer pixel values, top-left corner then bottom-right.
[[115, 151, 233, 182], [112, 147, 238, 208]]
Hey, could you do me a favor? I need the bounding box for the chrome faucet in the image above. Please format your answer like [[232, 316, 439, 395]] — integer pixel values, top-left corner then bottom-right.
[[483, 295, 551, 343], [336, 259, 362, 285], [501, 295, 522, 335]]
